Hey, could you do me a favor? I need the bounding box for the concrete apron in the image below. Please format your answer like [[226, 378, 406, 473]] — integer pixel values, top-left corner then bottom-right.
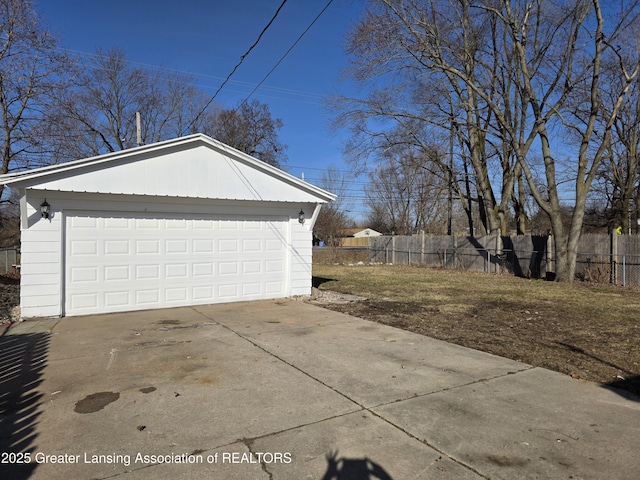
[[1, 300, 638, 480]]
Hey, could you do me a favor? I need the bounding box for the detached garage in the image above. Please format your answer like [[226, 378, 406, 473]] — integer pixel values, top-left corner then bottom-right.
[[0, 134, 335, 317]]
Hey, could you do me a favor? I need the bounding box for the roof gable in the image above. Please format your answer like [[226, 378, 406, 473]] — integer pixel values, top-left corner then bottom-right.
[[0, 134, 335, 203]]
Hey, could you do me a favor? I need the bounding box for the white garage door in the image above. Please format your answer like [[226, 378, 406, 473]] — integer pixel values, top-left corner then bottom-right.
[[64, 212, 289, 315]]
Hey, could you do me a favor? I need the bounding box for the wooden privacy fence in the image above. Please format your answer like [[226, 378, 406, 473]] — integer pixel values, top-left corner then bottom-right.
[[342, 237, 372, 247], [368, 234, 640, 286]]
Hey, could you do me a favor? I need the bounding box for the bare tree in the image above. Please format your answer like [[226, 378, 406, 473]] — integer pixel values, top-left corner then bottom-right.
[[314, 166, 352, 254], [366, 145, 448, 234], [46, 49, 288, 169], [204, 100, 287, 168], [45, 48, 209, 160], [337, 0, 640, 282], [500, 0, 639, 281], [333, 0, 520, 235], [0, 0, 72, 198], [592, 48, 640, 233]]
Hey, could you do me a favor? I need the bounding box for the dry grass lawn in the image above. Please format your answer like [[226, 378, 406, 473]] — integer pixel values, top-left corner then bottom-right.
[[312, 264, 640, 396]]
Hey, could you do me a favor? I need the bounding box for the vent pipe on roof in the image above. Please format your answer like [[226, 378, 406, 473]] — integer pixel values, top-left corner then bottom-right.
[[136, 112, 142, 147]]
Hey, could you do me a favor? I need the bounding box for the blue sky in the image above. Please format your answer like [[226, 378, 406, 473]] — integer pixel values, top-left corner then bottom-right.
[[36, 0, 368, 218]]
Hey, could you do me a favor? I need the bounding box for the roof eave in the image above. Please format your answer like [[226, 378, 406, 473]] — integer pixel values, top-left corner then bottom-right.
[[0, 134, 336, 203]]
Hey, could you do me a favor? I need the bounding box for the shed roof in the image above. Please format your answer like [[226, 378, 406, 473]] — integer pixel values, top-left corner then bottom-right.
[[0, 134, 336, 203]]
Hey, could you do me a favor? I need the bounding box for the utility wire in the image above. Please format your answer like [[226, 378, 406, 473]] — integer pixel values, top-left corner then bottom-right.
[[185, 0, 289, 133], [238, 0, 335, 109]]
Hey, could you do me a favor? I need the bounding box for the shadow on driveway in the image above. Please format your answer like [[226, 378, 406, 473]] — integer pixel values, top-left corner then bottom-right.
[[321, 451, 393, 480], [603, 375, 640, 402], [0, 328, 50, 479], [556, 341, 640, 400]]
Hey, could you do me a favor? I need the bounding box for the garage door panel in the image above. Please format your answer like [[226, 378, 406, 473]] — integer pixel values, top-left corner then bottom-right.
[[166, 218, 187, 229], [136, 240, 160, 254], [243, 239, 261, 252], [266, 239, 284, 251], [70, 266, 98, 283], [136, 290, 159, 304], [104, 291, 129, 307], [218, 284, 238, 298], [65, 212, 288, 315], [136, 218, 160, 229], [70, 216, 98, 228], [265, 281, 283, 294], [193, 285, 214, 300], [193, 239, 214, 253], [193, 263, 214, 276], [166, 239, 188, 253], [242, 283, 261, 295], [193, 219, 215, 230], [136, 265, 160, 279], [219, 239, 238, 252], [104, 265, 130, 281], [165, 288, 188, 302], [166, 264, 188, 277], [105, 240, 129, 255], [240, 220, 264, 230], [219, 262, 238, 275], [266, 260, 283, 273], [220, 220, 238, 230], [243, 261, 261, 274], [71, 240, 98, 255], [70, 293, 98, 310], [104, 217, 129, 229]]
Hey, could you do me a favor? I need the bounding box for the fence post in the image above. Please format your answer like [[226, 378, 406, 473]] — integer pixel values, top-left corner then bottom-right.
[[453, 235, 458, 269], [392, 235, 396, 264], [610, 233, 617, 285], [487, 249, 490, 273], [546, 235, 554, 279], [496, 232, 503, 274]]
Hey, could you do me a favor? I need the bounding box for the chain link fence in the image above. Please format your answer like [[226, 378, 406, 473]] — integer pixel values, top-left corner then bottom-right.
[[369, 245, 547, 276], [575, 252, 640, 286]]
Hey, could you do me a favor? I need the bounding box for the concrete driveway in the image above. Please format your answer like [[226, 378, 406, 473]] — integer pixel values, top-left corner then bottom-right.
[[1, 299, 639, 479]]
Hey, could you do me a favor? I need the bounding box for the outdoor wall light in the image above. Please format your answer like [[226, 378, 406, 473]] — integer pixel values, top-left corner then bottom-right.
[[40, 199, 51, 219], [298, 209, 305, 225]]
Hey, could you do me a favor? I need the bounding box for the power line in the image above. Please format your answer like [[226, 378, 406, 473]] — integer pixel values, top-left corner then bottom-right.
[[238, 0, 335, 109], [63, 47, 325, 104], [185, 0, 289, 132]]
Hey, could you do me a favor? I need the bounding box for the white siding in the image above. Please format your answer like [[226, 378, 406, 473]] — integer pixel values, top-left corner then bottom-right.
[[24, 144, 326, 203], [289, 213, 314, 297], [20, 201, 63, 317]]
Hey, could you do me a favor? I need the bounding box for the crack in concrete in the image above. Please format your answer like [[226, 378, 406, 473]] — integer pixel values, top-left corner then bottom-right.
[[368, 365, 536, 410], [240, 437, 274, 480], [217, 320, 497, 479]]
